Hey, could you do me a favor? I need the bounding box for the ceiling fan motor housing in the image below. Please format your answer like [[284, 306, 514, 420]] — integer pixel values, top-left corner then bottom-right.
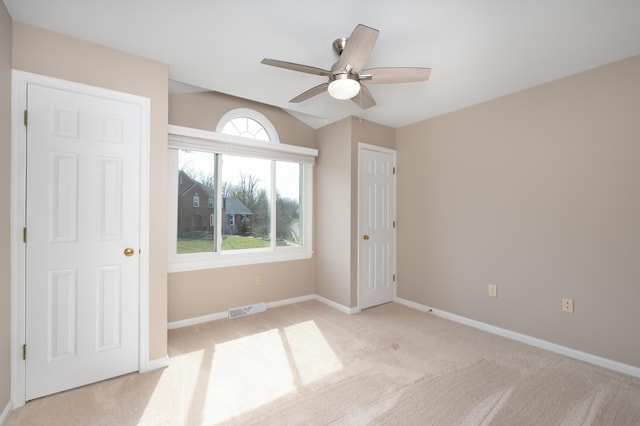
[[333, 37, 348, 56]]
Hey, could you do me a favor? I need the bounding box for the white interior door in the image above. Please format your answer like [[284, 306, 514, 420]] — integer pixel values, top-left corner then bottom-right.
[[25, 83, 142, 400], [358, 144, 396, 310]]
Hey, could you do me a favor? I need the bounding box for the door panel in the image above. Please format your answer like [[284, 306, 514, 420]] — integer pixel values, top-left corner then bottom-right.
[[359, 145, 396, 309], [25, 83, 141, 400]]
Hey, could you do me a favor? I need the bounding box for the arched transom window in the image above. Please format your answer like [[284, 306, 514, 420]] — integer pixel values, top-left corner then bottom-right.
[[216, 108, 279, 143]]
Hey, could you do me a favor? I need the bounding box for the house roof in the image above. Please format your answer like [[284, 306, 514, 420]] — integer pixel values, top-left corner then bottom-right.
[[178, 171, 252, 214], [178, 171, 214, 198], [4, 1, 640, 129], [223, 198, 252, 216]]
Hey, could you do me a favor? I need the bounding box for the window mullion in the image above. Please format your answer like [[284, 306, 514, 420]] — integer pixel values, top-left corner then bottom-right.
[[215, 153, 223, 253], [270, 160, 276, 249]]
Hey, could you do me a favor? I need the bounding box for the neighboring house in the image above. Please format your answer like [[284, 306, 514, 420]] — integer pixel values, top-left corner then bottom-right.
[[177, 171, 253, 238], [222, 197, 253, 235]]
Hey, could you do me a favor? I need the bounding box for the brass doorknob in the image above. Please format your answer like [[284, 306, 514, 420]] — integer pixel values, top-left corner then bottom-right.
[[363, 234, 370, 240], [124, 247, 135, 257]]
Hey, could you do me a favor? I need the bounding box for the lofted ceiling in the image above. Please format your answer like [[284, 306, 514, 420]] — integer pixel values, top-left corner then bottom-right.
[[4, 0, 640, 129]]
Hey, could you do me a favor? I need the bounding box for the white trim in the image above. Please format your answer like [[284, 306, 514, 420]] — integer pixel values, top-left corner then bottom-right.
[[169, 125, 316, 163], [10, 71, 151, 407], [394, 297, 640, 379], [393, 296, 433, 313], [136, 89, 152, 374], [9, 70, 27, 408], [139, 356, 170, 373], [357, 143, 397, 310], [266, 294, 316, 309], [0, 400, 13, 425], [216, 108, 280, 143], [315, 295, 360, 315], [167, 294, 350, 330], [168, 311, 228, 330], [168, 248, 314, 273]]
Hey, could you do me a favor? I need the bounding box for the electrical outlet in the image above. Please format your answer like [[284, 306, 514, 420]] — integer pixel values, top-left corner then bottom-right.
[[562, 298, 574, 313], [256, 275, 263, 286], [488, 284, 497, 298]]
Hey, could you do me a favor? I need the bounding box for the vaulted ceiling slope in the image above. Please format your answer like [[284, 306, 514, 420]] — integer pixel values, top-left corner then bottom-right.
[[5, 0, 640, 129]]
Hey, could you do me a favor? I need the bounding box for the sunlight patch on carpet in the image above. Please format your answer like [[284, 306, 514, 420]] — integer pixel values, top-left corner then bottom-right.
[[283, 320, 343, 385], [204, 328, 295, 423]]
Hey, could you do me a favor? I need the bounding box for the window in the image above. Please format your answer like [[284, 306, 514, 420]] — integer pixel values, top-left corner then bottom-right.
[[168, 119, 317, 272], [193, 193, 199, 208], [216, 108, 279, 143]]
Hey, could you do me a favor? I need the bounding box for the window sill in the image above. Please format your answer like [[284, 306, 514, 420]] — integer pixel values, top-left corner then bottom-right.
[[168, 248, 313, 273]]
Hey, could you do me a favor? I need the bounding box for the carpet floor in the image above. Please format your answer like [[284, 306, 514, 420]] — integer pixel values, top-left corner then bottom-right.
[[6, 301, 640, 425]]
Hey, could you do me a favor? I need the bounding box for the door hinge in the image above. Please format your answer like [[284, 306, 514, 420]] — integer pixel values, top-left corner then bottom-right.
[[23, 344, 26, 360], [24, 110, 28, 126], [393, 274, 396, 282], [23, 227, 27, 243], [393, 166, 396, 175], [393, 220, 396, 229]]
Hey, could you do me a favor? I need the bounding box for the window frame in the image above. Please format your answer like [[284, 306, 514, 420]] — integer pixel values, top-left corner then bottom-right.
[[168, 124, 317, 272]]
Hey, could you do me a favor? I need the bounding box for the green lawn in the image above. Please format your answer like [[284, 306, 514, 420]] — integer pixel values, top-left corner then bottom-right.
[[177, 235, 270, 253]]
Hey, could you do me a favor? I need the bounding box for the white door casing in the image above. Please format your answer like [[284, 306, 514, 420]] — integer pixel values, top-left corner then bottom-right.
[[358, 143, 397, 310], [10, 71, 151, 405]]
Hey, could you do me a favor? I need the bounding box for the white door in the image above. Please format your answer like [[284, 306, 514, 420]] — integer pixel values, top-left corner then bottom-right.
[[25, 83, 141, 400], [358, 144, 396, 309]]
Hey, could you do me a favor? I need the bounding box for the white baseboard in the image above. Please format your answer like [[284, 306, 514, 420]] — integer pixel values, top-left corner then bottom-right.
[[168, 294, 357, 330], [393, 296, 433, 313], [0, 399, 13, 426], [168, 311, 227, 330], [315, 294, 360, 314], [140, 355, 170, 373], [266, 294, 316, 309], [167, 294, 316, 329], [394, 296, 640, 379]]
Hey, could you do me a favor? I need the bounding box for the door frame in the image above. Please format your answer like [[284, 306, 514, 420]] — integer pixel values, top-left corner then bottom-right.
[[357, 143, 397, 310], [10, 71, 151, 408]]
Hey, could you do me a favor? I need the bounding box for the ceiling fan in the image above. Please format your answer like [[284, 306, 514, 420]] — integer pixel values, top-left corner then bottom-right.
[[261, 24, 431, 109]]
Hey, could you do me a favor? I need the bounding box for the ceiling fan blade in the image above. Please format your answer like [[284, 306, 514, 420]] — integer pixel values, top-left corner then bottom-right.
[[360, 67, 431, 84], [261, 58, 331, 77], [290, 83, 329, 103], [338, 24, 379, 73], [351, 84, 376, 109]]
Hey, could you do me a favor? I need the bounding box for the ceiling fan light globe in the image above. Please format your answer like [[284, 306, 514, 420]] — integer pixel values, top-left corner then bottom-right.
[[328, 77, 360, 100]]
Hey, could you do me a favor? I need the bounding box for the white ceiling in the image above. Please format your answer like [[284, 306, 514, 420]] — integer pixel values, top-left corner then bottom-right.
[[5, 0, 640, 129]]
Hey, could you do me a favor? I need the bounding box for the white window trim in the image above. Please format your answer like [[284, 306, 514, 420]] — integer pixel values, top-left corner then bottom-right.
[[168, 125, 317, 272]]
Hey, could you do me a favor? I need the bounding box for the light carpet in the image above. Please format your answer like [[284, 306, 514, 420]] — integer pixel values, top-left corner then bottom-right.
[[6, 301, 640, 425]]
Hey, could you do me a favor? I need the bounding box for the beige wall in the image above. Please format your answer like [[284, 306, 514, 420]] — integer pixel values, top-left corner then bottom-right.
[[169, 91, 316, 148], [315, 119, 353, 307], [169, 261, 314, 320], [396, 55, 640, 368], [12, 23, 169, 360], [0, 1, 12, 413], [167, 91, 317, 322], [315, 117, 395, 308]]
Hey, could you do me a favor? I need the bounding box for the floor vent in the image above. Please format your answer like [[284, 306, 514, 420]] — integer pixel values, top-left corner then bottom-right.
[[228, 302, 266, 319]]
